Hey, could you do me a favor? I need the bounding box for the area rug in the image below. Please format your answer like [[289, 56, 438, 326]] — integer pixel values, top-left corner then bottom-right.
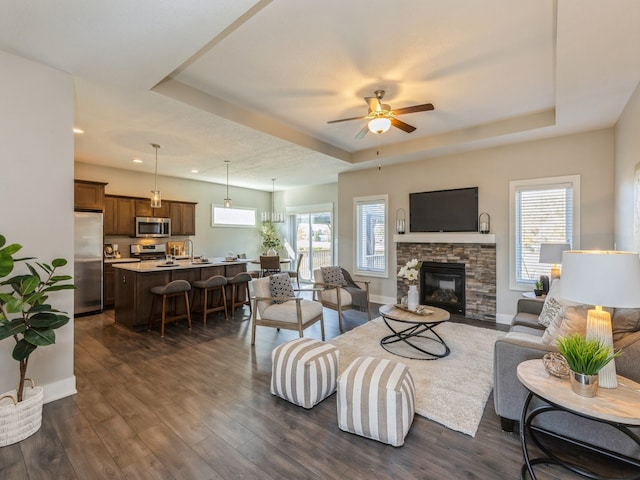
[[329, 317, 504, 437]]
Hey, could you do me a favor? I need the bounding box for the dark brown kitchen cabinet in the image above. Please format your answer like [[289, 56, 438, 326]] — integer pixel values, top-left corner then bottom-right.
[[170, 201, 196, 235], [135, 198, 170, 218], [104, 263, 115, 307], [104, 195, 135, 236], [74, 180, 106, 211]]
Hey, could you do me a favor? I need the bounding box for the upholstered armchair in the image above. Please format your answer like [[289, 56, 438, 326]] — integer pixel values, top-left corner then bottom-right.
[[248, 274, 325, 345], [313, 267, 371, 333]]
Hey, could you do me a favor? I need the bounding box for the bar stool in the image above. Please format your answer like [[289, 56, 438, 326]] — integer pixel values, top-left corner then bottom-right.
[[148, 280, 192, 337], [191, 275, 228, 324], [227, 272, 252, 317]]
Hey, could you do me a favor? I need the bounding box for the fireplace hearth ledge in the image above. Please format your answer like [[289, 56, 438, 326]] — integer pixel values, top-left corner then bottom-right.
[[393, 233, 496, 244]]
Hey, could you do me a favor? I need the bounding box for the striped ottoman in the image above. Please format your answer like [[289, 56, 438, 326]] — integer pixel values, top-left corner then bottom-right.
[[337, 356, 416, 447], [271, 338, 339, 409]]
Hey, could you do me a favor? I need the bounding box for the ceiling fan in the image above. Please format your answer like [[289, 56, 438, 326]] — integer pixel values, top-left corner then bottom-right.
[[327, 90, 434, 139]]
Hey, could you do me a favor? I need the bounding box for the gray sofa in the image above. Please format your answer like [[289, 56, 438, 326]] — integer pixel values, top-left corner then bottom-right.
[[493, 297, 640, 461]]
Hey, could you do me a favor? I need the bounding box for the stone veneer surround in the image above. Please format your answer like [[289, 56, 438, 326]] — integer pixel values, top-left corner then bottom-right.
[[397, 242, 496, 321]]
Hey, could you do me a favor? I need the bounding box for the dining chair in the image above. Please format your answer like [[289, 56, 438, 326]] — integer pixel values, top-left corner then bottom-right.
[[260, 255, 281, 277], [285, 252, 304, 288]]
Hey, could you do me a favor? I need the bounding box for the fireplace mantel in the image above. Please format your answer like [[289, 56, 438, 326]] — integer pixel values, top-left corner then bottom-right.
[[393, 233, 496, 244]]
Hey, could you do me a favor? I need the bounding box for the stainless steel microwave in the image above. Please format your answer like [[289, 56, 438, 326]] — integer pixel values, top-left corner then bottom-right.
[[135, 217, 171, 238]]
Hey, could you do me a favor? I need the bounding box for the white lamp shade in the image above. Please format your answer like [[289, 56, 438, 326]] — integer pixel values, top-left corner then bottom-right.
[[560, 250, 640, 307], [368, 117, 391, 134], [539, 243, 570, 264]]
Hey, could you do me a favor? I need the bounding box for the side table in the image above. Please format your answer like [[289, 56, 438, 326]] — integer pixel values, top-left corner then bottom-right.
[[517, 359, 640, 479]]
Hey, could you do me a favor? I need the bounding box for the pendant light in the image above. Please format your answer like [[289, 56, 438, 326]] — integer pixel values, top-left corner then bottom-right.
[[223, 160, 232, 208], [150, 143, 161, 208], [261, 178, 284, 223]]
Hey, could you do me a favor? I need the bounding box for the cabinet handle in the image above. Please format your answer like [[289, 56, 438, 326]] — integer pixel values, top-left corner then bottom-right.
[[122, 275, 126, 284]]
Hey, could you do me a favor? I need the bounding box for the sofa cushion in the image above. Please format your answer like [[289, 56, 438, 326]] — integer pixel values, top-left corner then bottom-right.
[[611, 308, 640, 342]]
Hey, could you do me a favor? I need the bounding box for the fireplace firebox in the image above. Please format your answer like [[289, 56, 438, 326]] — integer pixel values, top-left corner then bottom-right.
[[420, 262, 465, 315]]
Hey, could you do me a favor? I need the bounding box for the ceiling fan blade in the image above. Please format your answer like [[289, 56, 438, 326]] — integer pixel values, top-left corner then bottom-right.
[[391, 117, 416, 133], [392, 103, 435, 116], [355, 124, 369, 139], [365, 96, 382, 112], [327, 115, 367, 124]]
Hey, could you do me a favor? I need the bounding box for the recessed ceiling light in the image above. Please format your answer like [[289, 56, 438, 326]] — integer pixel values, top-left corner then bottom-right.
[[191, 169, 199, 174], [133, 159, 143, 164], [73, 127, 84, 134]]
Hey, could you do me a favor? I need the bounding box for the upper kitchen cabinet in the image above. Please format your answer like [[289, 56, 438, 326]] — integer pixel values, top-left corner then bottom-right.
[[104, 195, 135, 236], [74, 180, 106, 211], [170, 201, 197, 236], [135, 198, 170, 218]]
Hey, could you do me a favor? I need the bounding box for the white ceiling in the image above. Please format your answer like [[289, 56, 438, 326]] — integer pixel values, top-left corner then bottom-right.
[[0, 0, 639, 191]]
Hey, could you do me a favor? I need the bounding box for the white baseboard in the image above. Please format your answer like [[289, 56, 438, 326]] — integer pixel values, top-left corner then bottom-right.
[[43, 375, 77, 404]]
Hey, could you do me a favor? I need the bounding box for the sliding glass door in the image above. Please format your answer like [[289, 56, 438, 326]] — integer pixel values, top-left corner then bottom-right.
[[288, 205, 333, 283]]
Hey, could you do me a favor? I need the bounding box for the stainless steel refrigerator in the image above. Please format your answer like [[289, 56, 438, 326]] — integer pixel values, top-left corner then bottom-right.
[[74, 211, 103, 315]]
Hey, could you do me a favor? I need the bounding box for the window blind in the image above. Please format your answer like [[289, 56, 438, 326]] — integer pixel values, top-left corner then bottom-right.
[[515, 183, 573, 283]]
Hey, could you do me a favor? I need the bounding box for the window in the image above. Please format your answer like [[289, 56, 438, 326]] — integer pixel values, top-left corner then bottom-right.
[[354, 195, 388, 277], [510, 175, 580, 289], [211, 205, 257, 227]]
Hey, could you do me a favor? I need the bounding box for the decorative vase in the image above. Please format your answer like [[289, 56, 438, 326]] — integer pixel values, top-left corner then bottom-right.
[[267, 247, 277, 256], [569, 371, 599, 397], [407, 284, 419, 312]]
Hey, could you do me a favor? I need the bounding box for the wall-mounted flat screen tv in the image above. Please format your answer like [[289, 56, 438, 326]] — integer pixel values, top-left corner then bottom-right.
[[409, 187, 478, 232]]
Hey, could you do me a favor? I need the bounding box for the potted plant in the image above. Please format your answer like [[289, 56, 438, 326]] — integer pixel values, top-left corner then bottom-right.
[[259, 221, 281, 255], [0, 234, 75, 446], [556, 334, 620, 397], [534, 280, 544, 297]]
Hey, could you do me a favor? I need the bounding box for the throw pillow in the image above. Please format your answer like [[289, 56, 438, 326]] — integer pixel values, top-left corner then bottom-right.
[[541, 305, 591, 345], [538, 297, 563, 327], [269, 273, 294, 304], [321, 266, 346, 287]]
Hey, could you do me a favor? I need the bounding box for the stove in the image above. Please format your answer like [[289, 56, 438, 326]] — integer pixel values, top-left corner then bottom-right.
[[130, 243, 167, 260]]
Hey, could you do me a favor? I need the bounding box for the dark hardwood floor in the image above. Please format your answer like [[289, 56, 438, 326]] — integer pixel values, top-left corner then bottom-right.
[[0, 301, 606, 479]]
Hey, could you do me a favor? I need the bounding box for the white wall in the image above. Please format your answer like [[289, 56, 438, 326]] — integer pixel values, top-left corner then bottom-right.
[[0, 51, 76, 401], [339, 129, 615, 323], [614, 81, 640, 251]]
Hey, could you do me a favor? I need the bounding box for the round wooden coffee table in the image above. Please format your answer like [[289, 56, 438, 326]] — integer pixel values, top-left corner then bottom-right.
[[378, 304, 451, 360]]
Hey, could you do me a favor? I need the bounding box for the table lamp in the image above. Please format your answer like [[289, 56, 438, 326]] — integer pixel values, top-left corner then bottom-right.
[[539, 243, 570, 280], [559, 250, 640, 388]]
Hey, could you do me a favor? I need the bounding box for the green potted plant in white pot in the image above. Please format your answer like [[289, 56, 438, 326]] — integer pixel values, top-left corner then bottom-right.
[[556, 333, 620, 397], [259, 221, 281, 255], [0, 234, 75, 446]]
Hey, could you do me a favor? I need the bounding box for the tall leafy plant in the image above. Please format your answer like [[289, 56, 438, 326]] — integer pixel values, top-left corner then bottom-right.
[[0, 234, 75, 401], [259, 221, 281, 253]]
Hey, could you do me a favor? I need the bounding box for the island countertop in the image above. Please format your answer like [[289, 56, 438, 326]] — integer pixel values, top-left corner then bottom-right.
[[112, 258, 251, 273], [112, 258, 250, 331]]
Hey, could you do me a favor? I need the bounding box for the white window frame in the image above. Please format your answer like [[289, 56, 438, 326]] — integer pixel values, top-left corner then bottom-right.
[[509, 175, 580, 290], [211, 204, 257, 228], [354, 194, 388, 278]]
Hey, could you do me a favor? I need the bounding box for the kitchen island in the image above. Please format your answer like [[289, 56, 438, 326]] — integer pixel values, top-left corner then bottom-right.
[[112, 258, 250, 331]]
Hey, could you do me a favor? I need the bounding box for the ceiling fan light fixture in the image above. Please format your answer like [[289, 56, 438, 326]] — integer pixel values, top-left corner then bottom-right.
[[368, 116, 392, 134]]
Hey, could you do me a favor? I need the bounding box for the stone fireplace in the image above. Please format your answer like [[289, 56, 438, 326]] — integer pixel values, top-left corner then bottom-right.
[[396, 233, 496, 322]]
